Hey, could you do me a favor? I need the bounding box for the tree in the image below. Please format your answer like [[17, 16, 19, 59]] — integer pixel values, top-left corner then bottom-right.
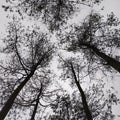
[[1, 0, 120, 120], [62, 12, 120, 73], [57, 54, 120, 119], [70, 62, 93, 120], [2, 0, 103, 31], [48, 84, 119, 120], [0, 19, 54, 120], [3, 69, 61, 120], [58, 56, 93, 120]]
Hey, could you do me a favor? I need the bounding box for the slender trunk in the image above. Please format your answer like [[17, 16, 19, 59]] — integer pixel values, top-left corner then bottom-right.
[[75, 80, 93, 120], [0, 65, 38, 120], [30, 84, 42, 120], [81, 43, 120, 73], [70, 63, 93, 120], [0, 54, 46, 120]]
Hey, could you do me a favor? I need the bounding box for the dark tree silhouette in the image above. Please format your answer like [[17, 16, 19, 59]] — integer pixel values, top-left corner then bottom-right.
[[2, 0, 103, 31], [30, 83, 43, 120], [48, 85, 118, 120], [58, 56, 93, 120], [4, 70, 61, 120], [1, 0, 120, 120], [0, 20, 54, 120], [70, 62, 93, 120], [57, 55, 120, 120], [62, 12, 120, 73]]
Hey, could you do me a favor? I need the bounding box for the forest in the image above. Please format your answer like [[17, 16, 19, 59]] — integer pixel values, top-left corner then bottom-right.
[[0, 0, 120, 120]]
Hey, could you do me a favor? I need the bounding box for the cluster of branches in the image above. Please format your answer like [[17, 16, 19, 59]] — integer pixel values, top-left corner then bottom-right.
[[0, 19, 55, 119], [3, 0, 103, 31], [48, 87, 118, 120], [0, 0, 120, 120], [61, 12, 120, 73]]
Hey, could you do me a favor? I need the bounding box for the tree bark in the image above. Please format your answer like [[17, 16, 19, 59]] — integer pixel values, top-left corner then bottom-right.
[[70, 63, 93, 120], [0, 63, 39, 120], [30, 84, 42, 120], [81, 43, 120, 73]]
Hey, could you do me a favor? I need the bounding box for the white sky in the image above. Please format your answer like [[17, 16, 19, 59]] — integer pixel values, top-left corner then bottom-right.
[[0, 0, 120, 119]]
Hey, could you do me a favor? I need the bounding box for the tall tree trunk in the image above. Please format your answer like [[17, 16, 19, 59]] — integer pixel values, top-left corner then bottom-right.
[[70, 63, 93, 120], [0, 64, 38, 120], [30, 84, 42, 120], [81, 43, 120, 73]]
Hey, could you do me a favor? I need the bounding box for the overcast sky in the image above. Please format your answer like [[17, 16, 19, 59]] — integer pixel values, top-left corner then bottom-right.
[[0, 0, 120, 119]]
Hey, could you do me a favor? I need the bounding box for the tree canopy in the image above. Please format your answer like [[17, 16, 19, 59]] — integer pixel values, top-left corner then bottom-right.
[[0, 0, 120, 120]]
